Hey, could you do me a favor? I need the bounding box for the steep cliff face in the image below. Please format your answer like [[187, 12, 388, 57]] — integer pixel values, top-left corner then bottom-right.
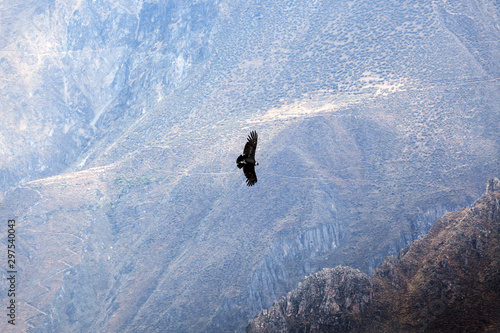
[[246, 266, 371, 333], [0, 0, 217, 194], [210, 223, 342, 332], [365, 203, 470, 275], [248, 178, 500, 332], [369, 178, 500, 332]]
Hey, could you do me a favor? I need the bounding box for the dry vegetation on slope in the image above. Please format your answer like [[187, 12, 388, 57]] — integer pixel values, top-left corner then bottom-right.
[[248, 178, 500, 332]]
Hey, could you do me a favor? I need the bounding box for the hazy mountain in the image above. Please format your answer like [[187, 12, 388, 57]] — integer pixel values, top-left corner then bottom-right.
[[0, 0, 499, 332], [247, 178, 500, 332]]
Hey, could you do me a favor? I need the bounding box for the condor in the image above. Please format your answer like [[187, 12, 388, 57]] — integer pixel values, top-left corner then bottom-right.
[[236, 130, 259, 186]]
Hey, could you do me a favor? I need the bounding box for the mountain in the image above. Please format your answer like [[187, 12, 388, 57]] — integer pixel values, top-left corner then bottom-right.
[[247, 178, 500, 332], [0, 0, 499, 332], [246, 265, 372, 333]]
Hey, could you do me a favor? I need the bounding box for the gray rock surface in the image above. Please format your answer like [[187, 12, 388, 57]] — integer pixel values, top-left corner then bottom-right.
[[246, 266, 371, 333], [248, 179, 500, 332]]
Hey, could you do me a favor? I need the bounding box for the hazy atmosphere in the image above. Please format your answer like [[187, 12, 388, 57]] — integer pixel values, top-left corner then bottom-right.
[[0, 0, 499, 332]]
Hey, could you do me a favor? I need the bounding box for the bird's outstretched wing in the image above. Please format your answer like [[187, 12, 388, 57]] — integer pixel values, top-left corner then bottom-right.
[[243, 130, 258, 159], [243, 164, 257, 186]]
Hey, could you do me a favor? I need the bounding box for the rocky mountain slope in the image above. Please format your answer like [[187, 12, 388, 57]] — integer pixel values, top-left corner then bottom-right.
[[246, 266, 372, 333], [247, 178, 500, 332], [0, 0, 499, 332]]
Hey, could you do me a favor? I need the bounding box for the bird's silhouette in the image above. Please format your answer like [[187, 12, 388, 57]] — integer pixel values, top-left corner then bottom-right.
[[236, 130, 259, 186]]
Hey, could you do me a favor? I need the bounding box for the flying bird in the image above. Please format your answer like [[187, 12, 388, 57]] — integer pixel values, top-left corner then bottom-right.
[[237, 130, 259, 186]]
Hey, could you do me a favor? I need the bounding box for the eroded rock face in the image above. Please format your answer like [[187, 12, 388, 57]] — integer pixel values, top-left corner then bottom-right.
[[486, 177, 500, 194], [246, 266, 371, 333], [248, 179, 500, 332], [369, 177, 500, 333]]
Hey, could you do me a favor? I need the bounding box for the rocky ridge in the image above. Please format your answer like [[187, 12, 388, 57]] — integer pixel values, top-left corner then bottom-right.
[[246, 266, 371, 333], [247, 178, 500, 332]]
